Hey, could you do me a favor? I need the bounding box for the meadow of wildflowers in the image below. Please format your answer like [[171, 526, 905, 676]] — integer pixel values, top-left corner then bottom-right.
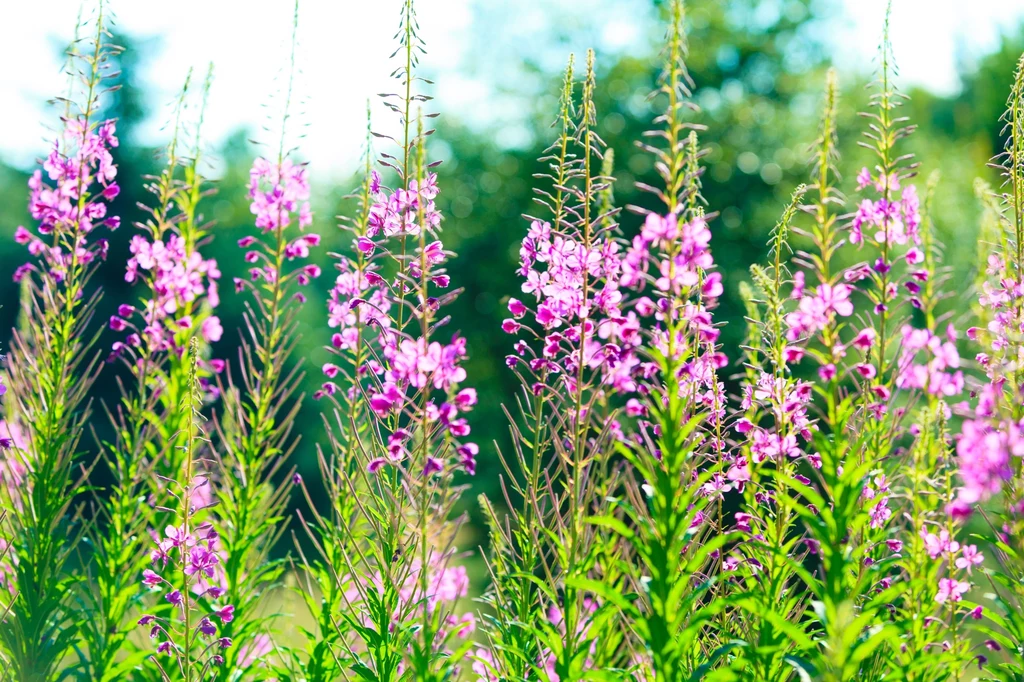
[[2, 0, 1024, 680]]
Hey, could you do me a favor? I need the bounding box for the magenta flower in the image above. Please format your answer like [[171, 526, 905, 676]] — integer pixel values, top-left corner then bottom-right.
[[955, 418, 1019, 504], [13, 118, 120, 282], [185, 546, 219, 579], [955, 545, 984, 573], [934, 578, 969, 604], [248, 158, 312, 233]]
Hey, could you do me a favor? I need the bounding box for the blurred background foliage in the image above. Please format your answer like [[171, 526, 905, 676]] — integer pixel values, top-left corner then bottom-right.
[[0, 0, 1021, 553]]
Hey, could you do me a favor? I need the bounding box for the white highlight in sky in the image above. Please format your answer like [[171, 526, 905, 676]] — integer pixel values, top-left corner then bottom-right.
[[833, 0, 1024, 92], [0, 0, 472, 180], [0, 0, 1021, 176]]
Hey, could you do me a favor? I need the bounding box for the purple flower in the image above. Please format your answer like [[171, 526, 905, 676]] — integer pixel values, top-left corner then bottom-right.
[[198, 618, 217, 637], [935, 578, 969, 604], [142, 569, 163, 587], [185, 546, 219, 579]]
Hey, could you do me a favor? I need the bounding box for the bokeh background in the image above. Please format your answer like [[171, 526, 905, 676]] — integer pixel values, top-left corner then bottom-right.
[[2, 0, 1024, 555]]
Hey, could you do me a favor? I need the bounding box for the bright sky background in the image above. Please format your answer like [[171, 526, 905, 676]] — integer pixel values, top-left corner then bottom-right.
[[1, 0, 1022, 179]]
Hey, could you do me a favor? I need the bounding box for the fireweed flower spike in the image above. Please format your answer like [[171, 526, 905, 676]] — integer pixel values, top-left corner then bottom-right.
[[477, 56, 578, 682], [214, 2, 313, 674], [138, 339, 233, 681], [764, 7, 949, 677], [569, 3, 732, 679], [482, 50, 637, 682], [888, 171, 975, 675], [297, 2, 476, 680], [0, 6, 121, 678], [949, 54, 1024, 678], [80, 68, 222, 682], [285, 112, 377, 682], [723, 186, 826, 678], [720, 73, 844, 681]]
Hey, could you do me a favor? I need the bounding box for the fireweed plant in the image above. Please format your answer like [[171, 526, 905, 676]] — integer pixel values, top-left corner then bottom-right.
[[290, 1, 476, 680], [953, 53, 1024, 679], [0, 4, 120, 678], [7, 0, 1024, 680], [480, 49, 639, 682], [82, 66, 220, 682], [213, 2, 318, 676]]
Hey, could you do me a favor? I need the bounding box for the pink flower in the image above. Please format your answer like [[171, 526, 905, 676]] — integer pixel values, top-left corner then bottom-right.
[[853, 363, 876, 380], [816, 283, 854, 317], [934, 578, 969, 604], [956, 418, 1019, 504], [852, 328, 876, 350], [142, 569, 163, 587], [922, 528, 960, 559], [201, 317, 223, 343], [955, 545, 984, 573], [455, 388, 477, 409], [856, 167, 872, 190], [370, 382, 404, 416], [508, 298, 527, 317]]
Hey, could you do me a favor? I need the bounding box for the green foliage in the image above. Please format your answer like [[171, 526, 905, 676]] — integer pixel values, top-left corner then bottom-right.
[[0, 7, 113, 679], [3, 1, 1024, 681]]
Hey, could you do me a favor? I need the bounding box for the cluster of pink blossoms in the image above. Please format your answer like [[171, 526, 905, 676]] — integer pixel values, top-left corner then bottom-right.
[[12, 118, 120, 283], [503, 210, 726, 451], [852, 168, 921, 248], [894, 324, 963, 397], [726, 373, 816, 489], [363, 337, 478, 474], [920, 525, 984, 607], [325, 260, 392, 352], [110, 235, 223, 357], [954, 253, 1024, 507], [324, 171, 478, 475], [236, 157, 320, 297], [138, 517, 233, 663], [955, 411, 1022, 506], [248, 158, 312, 234], [851, 167, 931, 308], [505, 218, 644, 395], [505, 212, 724, 413], [621, 213, 720, 301], [862, 473, 895, 531], [785, 282, 854, 342], [624, 213, 725, 416], [368, 170, 442, 237]]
